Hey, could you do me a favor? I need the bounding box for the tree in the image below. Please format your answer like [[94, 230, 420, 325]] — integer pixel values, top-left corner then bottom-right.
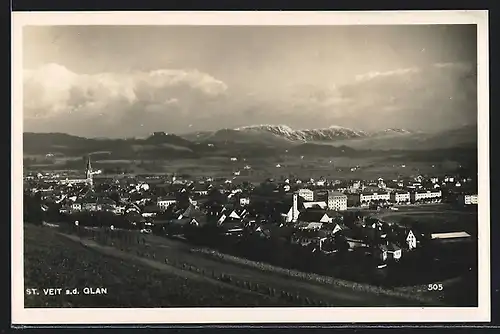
[[334, 234, 350, 253]]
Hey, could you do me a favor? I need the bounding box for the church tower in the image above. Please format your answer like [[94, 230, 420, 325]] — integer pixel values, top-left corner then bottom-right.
[[292, 192, 299, 222], [85, 155, 93, 190]]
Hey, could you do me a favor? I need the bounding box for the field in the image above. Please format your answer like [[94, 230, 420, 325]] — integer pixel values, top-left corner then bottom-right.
[[25, 155, 466, 185], [24, 224, 448, 307], [24, 224, 289, 307], [373, 205, 478, 236]]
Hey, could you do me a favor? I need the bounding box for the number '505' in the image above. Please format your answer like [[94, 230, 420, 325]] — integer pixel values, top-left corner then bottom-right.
[[428, 283, 443, 291]]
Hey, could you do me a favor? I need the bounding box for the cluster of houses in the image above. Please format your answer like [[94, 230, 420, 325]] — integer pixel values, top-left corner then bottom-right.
[[24, 157, 477, 264]]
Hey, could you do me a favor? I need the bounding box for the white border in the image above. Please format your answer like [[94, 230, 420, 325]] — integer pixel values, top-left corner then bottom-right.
[[11, 10, 490, 325]]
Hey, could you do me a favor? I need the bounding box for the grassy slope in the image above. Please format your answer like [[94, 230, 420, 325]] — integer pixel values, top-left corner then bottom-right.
[[23, 224, 282, 307]]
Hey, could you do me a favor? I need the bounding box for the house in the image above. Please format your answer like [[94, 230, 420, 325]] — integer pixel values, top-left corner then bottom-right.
[[430, 231, 471, 242], [387, 243, 402, 260], [254, 224, 294, 241], [390, 191, 411, 204], [291, 230, 328, 249], [298, 210, 334, 224], [216, 205, 248, 225], [96, 197, 117, 211], [219, 221, 245, 236], [239, 197, 250, 206], [327, 191, 348, 211], [406, 230, 418, 250], [343, 232, 369, 249], [178, 203, 205, 221], [71, 201, 82, 212], [302, 201, 328, 210], [192, 183, 212, 196], [124, 203, 142, 214], [296, 222, 324, 230], [458, 194, 478, 205], [321, 222, 348, 235], [157, 197, 177, 211], [315, 178, 326, 186], [188, 216, 208, 227], [142, 204, 162, 218]]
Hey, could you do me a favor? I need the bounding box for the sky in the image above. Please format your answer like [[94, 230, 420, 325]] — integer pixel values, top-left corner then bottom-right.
[[22, 24, 478, 138]]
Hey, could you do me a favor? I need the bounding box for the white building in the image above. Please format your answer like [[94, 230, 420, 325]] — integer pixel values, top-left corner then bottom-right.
[[410, 190, 442, 203], [302, 201, 328, 210], [298, 188, 314, 202], [284, 193, 301, 223], [239, 197, 250, 206], [360, 192, 390, 205], [157, 197, 177, 210], [406, 230, 417, 250], [460, 194, 478, 205], [327, 191, 348, 211], [316, 179, 326, 186], [349, 181, 362, 193], [390, 191, 411, 204]]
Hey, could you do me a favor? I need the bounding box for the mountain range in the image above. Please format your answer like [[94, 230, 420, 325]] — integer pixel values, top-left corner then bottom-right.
[[23, 124, 477, 161], [180, 124, 476, 150], [182, 124, 414, 143]]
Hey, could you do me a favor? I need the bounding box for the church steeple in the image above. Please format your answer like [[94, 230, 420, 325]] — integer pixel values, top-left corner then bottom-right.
[[85, 155, 93, 189]]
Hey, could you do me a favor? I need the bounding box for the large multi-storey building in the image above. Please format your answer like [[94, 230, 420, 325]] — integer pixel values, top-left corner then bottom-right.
[[359, 192, 390, 206], [298, 188, 315, 202], [390, 191, 411, 204], [327, 191, 348, 211], [157, 197, 177, 210], [410, 190, 442, 203]]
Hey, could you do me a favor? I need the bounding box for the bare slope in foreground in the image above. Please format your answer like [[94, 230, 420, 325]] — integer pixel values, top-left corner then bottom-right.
[[23, 224, 284, 307]]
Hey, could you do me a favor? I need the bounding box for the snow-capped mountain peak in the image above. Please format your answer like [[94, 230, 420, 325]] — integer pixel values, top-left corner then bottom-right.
[[234, 124, 372, 142], [370, 128, 413, 136]]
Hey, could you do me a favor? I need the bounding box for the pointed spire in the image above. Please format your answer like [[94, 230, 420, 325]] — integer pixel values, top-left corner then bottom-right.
[[86, 156, 92, 174], [85, 155, 93, 189]]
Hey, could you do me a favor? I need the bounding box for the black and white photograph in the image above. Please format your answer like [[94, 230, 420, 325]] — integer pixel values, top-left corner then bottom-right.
[[12, 11, 490, 324]]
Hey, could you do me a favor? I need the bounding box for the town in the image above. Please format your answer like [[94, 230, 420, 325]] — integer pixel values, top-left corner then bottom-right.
[[24, 155, 478, 280]]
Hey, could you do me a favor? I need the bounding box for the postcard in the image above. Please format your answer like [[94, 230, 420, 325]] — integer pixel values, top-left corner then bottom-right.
[[11, 10, 490, 325]]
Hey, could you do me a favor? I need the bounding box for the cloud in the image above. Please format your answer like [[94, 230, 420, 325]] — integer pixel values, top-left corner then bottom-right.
[[336, 62, 477, 131], [277, 62, 477, 131], [23, 61, 477, 136], [354, 67, 421, 82], [23, 63, 228, 121]]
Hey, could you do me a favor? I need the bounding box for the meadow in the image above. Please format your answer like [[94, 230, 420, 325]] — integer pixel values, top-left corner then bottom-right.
[[23, 224, 287, 307], [373, 206, 478, 236]]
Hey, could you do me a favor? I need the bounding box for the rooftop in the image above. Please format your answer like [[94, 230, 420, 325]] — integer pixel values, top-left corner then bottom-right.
[[327, 190, 347, 197]]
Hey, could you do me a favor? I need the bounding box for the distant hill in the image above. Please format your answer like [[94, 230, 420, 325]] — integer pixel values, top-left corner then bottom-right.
[[23, 132, 200, 159], [180, 124, 476, 151], [181, 127, 296, 147], [182, 124, 382, 143], [326, 125, 477, 150], [23, 124, 477, 162]]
